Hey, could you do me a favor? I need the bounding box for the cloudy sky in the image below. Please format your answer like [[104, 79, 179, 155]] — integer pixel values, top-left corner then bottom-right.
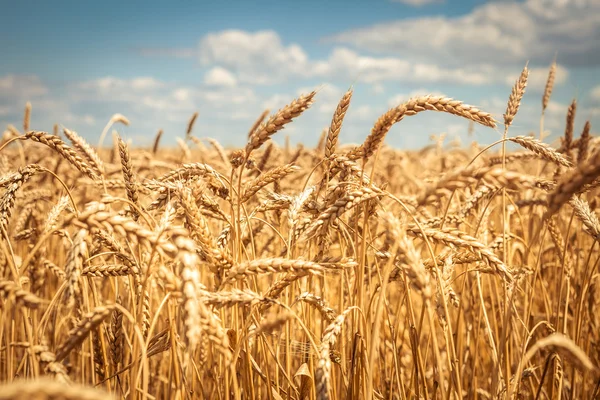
[[1, 0, 599, 149]]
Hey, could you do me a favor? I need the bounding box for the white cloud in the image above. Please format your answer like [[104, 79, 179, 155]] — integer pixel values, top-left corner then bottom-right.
[[143, 28, 539, 89], [371, 84, 385, 95], [591, 85, 600, 102], [0, 75, 50, 123], [314, 47, 493, 85], [64, 113, 96, 126], [327, 0, 600, 67], [199, 30, 309, 84], [75, 76, 165, 101], [204, 67, 237, 87], [0, 74, 48, 98], [197, 30, 499, 86], [353, 105, 375, 121], [391, 0, 443, 6]]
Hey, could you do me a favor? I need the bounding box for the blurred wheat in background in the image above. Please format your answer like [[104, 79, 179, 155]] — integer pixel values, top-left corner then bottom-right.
[[0, 57, 599, 400]]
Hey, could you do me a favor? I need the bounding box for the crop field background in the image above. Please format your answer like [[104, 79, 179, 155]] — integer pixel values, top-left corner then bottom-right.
[[1, 65, 600, 399], [1, 1, 600, 399]]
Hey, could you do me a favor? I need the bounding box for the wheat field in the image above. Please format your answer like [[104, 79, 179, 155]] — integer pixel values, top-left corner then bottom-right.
[[0, 63, 598, 399]]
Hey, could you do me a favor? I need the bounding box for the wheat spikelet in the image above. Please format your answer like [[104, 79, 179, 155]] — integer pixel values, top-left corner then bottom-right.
[[82, 264, 132, 277], [523, 333, 597, 375], [109, 301, 123, 368], [546, 148, 600, 216], [33, 345, 71, 384], [43, 195, 70, 234], [293, 292, 337, 323], [347, 96, 496, 160], [181, 256, 202, 350], [206, 137, 230, 168], [241, 164, 300, 202], [63, 128, 105, 177], [64, 229, 88, 309], [246, 91, 316, 155], [200, 288, 267, 308], [117, 135, 140, 221], [42, 259, 65, 279], [186, 112, 199, 139], [407, 225, 511, 281], [324, 89, 353, 160], [0, 280, 43, 308], [223, 258, 329, 285], [19, 131, 98, 179], [54, 304, 116, 362], [508, 136, 572, 167], [570, 197, 600, 241], [564, 99, 577, 161], [578, 121, 591, 165], [23, 102, 31, 132], [542, 60, 556, 112], [156, 161, 219, 182], [176, 137, 191, 161], [304, 186, 383, 238], [504, 65, 528, 128], [151, 128, 163, 155], [0, 165, 45, 230], [488, 151, 539, 166], [316, 308, 353, 400]]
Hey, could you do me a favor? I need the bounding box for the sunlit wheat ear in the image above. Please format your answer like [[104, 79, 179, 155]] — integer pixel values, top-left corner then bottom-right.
[[542, 60, 557, 112], [0, 164, 44, 230], [54, 304, 116, 362], [23, 102, 31, 132], [222, 258, 330, 286], [63, 128, 105, 177], [64, 229, 88, 310], [152, 129, 163, 155], [324, 88, 353, 161], [522, 333, 598, 376], [245, 91, 316, 156], [383, 212, 432, 297], [17, 132, 98, 179], [407, 224, 512, 281], [186, 111, 199, 139], [508, 136, 571, 167], [503, 64, 528, 129], [546, 148, 600, 217], [181, 257, 202, 351], [578, 121, 591, 164], [205, 137, 231, 168], [98, 113, 130, 149], [241, 163, 300, 202], [563, 99, 577, 161], [293, 292, 337, 323], [316, 308, 354, 400], [117, 134, 140, 221], [0, 280, 43, 308], [303, 186, 384, 239], [346, 96, 496, 161], [43, 195, 70, 234], [570, 197, 600, 241], [109, 299, 123, 369]]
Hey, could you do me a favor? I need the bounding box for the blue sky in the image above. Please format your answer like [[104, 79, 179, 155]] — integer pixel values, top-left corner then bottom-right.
[[1, 0, 599, 149]]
